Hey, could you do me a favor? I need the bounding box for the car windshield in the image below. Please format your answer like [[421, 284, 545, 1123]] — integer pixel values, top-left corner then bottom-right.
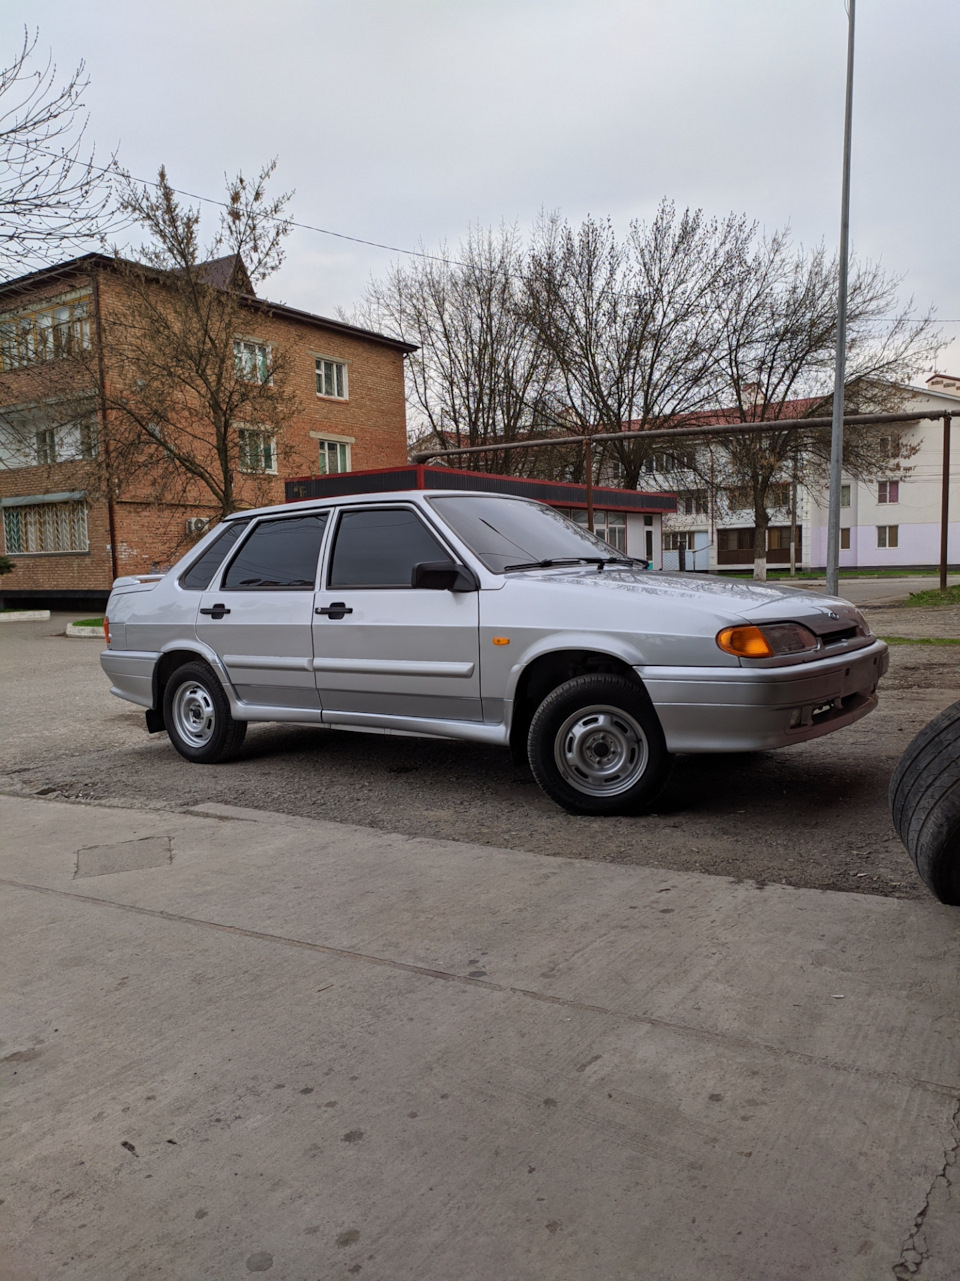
[[428, 495, 629, 573]]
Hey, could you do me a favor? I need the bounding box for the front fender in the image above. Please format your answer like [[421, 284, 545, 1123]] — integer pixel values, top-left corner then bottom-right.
[[502, 630, 647, 704]]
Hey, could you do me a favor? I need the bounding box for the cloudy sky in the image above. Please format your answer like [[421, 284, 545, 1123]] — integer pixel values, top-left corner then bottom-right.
[[6, 0, 959, 367]]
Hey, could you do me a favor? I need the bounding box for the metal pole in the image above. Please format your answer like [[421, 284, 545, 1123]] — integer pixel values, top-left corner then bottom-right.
[[940, 413, 952, 591], [825, 0, 856, 598], [585, 438, 595, 532], [410, 409, 944, 466]]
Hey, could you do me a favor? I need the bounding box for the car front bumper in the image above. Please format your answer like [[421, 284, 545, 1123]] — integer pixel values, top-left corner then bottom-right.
[[637, 639, 889, 753]]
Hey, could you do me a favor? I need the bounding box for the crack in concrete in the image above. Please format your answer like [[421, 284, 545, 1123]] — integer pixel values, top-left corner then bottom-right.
[[892, 1096, 960, 1278], [0, 873, 957, 1100]]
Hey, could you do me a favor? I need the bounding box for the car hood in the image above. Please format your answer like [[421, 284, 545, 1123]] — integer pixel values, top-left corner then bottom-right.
[[502, 565, 839, 616]]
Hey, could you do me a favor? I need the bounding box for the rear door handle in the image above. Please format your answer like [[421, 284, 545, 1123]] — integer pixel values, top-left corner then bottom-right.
[[315, 602, 353, 619], [200, 604, 231, 619]]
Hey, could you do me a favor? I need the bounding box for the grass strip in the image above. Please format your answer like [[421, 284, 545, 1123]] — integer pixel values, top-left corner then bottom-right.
[[880, 636, 960, 646], [906, 585, 960, 607], [72, 617, 105, 628]]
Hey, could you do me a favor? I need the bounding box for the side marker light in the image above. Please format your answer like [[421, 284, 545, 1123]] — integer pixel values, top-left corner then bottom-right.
[[492, 637, 510, 646]]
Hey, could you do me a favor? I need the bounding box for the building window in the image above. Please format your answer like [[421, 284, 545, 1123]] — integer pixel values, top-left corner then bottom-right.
[[318, 438, 351, 474], [725, 485, 754, 512], [878, 480, 900, 504], [840, 527, 851, 550], [767, 527, 795, 551], [677, 490, 708, 517], [316, 358, 347, 399], [840, 484, 851, 508], [663, 531, 692, 552], [233, 339, 272, 384], [3, 500, 89, 554], [35, 428, 57, 464], [571, 509, 626, 552], [238, 427, 277, 473], [718, 528, 754, 552], [767, 482, 791, 508], [877, 525, 899, 549], [643, 447, 695, 474], [0, 295, 91, 371], [32, 418, 98, 465]]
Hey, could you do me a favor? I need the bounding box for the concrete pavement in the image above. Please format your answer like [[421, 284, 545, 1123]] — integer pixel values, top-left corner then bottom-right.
[[1, 793, 959, 1280]]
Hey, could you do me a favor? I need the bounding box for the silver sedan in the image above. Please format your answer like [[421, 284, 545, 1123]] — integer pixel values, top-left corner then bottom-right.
[[101, 490, 888, 815]]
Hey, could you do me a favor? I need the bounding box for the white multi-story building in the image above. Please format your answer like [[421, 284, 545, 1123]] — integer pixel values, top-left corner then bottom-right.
[[655, 374, 960, 572]]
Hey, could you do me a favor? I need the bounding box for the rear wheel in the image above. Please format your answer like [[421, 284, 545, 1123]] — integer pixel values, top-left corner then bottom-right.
[[163, 661, 247, 765], [527, 674, 671, 815], [889, 699, 960, 904]]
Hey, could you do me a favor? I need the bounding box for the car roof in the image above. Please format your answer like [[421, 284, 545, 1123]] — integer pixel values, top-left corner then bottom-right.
[[223, 489, 536, 521]]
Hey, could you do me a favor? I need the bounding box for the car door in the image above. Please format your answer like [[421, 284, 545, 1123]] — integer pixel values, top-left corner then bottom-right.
[[197, 511, 329, 710], [312, 505, 481, 722]]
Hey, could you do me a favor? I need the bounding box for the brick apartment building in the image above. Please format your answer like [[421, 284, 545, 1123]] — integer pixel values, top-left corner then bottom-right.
[[0, 253, 415, 609]]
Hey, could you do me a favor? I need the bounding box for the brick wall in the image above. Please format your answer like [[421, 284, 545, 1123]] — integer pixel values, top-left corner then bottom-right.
[[0, 263, 411, 593]]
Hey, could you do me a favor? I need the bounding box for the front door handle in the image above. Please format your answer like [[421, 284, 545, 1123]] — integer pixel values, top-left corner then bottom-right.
[[199, 604, 231, 619], [315, 602, 353, 619]]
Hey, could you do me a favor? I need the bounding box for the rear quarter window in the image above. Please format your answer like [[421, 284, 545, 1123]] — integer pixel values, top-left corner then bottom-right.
[[179, 519, 252, 590]]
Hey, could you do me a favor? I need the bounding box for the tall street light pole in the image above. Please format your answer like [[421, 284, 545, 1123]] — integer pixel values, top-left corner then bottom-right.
[[825, 0, 856, 598]]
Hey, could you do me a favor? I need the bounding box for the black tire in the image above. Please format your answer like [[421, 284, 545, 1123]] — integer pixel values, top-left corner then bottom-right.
[[162, 661, 247, 765], [527, 674, 672, 816], [889, 698, 960, 905]]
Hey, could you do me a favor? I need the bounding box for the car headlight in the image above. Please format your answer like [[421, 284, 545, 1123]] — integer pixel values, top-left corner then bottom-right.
[[716, 623, 820, 659]]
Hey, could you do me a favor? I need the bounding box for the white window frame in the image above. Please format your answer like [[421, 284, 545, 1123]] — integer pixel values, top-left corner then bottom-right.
[[310, 431, 353, 475], [237, 426, 278, 474], [840, 483, 851, 508], [315, 355, 349, 401], [878, 480, 900, 505], [233, 338, 273, 385], [877, 524, 899, 549]]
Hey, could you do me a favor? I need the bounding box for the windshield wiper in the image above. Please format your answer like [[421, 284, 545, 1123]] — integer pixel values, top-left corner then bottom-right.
[[503, 557, 610, 572]]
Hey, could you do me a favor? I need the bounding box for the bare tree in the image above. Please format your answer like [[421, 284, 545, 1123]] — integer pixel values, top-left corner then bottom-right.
[[523, 203, 748, 488], [99, 163, 298, 526], [0, 28, 115, 272], [702, 232, 936, 578], [360, 225, 559, 476]]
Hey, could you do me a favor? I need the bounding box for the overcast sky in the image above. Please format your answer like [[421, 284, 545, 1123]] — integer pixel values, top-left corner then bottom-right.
[[7, 0, 959, 368]]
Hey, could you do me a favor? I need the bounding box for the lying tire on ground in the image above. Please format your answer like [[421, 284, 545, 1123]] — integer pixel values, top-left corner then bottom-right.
[[162, 660, 247, 765], [889, 698, 960, 905], [527, 674, 672, 816]]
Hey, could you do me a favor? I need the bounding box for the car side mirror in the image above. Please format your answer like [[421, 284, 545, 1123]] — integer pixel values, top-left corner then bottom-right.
[[411, 560, 479, 592]]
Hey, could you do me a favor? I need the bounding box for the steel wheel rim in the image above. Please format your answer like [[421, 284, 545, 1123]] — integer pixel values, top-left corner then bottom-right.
[[554, 704, 648, 797], [172, 681, 216, 747]]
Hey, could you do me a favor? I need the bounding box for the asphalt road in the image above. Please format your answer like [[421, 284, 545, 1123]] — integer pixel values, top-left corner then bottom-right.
[[3, 611, 959, 902]]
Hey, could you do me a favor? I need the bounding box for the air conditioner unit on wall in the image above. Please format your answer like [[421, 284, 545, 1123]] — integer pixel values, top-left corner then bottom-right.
[[185, 517, 211, 536]]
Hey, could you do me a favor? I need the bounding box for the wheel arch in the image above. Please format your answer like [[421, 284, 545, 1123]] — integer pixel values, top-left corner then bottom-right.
[[508, 647, 648, 762], [151, 644, 237, 726]]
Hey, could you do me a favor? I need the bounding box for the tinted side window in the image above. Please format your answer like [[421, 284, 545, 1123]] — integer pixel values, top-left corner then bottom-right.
[[329, 508, 446, 588], [221, 514, 328, 590], [180, 519, 252, 590]]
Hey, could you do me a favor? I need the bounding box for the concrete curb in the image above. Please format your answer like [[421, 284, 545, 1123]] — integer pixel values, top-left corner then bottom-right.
[[65, 623, 104, 637], [0, 609, 51, 622]]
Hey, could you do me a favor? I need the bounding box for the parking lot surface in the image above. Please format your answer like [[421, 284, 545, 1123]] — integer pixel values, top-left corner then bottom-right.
[[2, 612, 959, 899], [2, 792, 959, 1280]]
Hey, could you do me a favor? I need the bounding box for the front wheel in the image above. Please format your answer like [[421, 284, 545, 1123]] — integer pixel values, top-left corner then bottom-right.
[[163, 661, 247, 764], [527, 674, 671, 815]]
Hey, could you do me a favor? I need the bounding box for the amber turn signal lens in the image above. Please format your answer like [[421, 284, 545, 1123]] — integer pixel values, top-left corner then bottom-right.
[[103, 617, 110, 644], [492, 637, 510, 646], [716, 625, 773, 658]]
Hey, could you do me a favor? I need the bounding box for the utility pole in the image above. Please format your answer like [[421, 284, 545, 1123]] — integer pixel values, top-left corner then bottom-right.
[[825, 0, 856, 598]]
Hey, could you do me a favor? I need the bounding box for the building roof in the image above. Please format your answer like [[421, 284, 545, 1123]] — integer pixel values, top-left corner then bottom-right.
[[0, 252, 417, 355], [284, 464, 676, 514]]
